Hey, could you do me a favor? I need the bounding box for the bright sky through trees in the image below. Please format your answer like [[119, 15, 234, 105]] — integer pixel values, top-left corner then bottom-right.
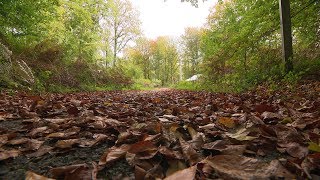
[[130, 0, 217, 39]]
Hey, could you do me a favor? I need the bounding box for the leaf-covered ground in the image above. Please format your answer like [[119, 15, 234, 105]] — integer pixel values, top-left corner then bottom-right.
[[0, 81, 320, 180]]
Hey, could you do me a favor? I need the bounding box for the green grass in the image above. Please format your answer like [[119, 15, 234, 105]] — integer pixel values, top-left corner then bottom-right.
[[173, 81, 203, 90]]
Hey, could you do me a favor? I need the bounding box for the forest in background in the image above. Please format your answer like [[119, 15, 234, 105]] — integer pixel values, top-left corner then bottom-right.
[[0, 0, 319, 92]]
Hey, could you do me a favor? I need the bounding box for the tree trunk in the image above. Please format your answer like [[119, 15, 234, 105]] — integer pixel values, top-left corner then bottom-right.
[[279, 0, 293, 73]]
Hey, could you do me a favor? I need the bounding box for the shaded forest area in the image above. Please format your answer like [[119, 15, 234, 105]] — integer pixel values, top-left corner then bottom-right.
[[0, 0, 319, 92]]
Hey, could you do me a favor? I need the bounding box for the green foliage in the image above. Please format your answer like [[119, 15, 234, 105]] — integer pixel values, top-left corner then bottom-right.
[[105, 0, 141, 66], [125, 36, 180, 86], [174, 81, 202, 90], [0, 0, 142, 92], [1, 0, 319, 93], [282, 71, 303, 85], [180, 27, 203, 79], [199, 0, 319, 92]]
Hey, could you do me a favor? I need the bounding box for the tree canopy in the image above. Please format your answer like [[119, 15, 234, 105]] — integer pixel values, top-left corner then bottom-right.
[[0, 0, 319, 91]]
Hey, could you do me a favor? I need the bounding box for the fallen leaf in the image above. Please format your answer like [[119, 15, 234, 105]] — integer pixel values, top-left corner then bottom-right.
[[164, 165, 197, 180], [179, 138, 201, 166], [99, 144, 131, 166], [19, 108, 38, 118], [0, 149, 20, 160], [128, 140, 157, 154], [45, 118, 70, 124], [79, 134, 108, 147], [261, 112, 282, 124], [159, 117, 170, 123], [50, 163, 94, 180], [163, 115, 177, 120], [308, 142, 320, 152], [279, 142, 308, 159], [165, 160, 187, 177], [202, 140, 246, 155], [204, 155, 294, 179], [46, 132, 68, 138], [218, 117, 235, 128], [8, 137, 29, 145], [186, 126, 198, 140], [28, 126, 48, 137], [199, 123, 216, 130], [27, 139, 44, 151], [135, 165, 147, 180], [0, 135, 8, 145], [255, 104, 275, 113], [159, 146, 183, 160], [55, 139, 79, 149], [27, 145, 53, 158], [226, 127, 258, 141], [274, 125, 304, 144], [25, 171, 55, 180], [67, 106, 80, 116]]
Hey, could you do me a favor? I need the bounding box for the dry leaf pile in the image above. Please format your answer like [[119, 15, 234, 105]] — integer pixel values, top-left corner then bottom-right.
[[0, 81, 320, 179]]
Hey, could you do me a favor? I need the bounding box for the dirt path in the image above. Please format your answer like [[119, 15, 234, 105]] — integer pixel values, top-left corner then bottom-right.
[[0, 81, 319, 179]]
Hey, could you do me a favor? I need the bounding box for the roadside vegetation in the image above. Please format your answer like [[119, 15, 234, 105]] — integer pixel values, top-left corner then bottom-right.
[[0, 0, 319, 93]]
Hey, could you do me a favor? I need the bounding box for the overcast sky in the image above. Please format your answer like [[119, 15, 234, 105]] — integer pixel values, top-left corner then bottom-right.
[[130, 0, 217, 39]]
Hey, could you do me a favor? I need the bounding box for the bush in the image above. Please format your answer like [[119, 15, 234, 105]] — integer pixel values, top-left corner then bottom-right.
[[174, 81, 202, 90]]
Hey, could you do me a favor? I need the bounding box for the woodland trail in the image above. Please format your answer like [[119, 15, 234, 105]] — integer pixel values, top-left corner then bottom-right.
[[0, 80, 319, 179]]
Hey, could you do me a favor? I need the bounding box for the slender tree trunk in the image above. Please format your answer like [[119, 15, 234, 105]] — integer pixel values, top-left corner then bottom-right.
[[279, 0, 293, 73], [113, 21, 117, 66], [244, 48, 247, 72], [179, 57, 183, 81], [105, 50, 108, 67]]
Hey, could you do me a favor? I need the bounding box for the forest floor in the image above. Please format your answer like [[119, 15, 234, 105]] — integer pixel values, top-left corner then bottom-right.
[[0, 80, 319, 179]]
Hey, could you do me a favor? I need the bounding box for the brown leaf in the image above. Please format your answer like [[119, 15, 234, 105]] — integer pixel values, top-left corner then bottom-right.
[[158, 117, 170, 123], [0, 135, 8, 145], [274, 125, 305, 144], [202, 140, 246, 155], [0, 112, 14, 121], [218, 117, 235, 128], [27, 145, 53, 158], [27, 139, 44, 151], [159, 146, 183, 160], [28, 126, 49, 137], [67, 106, 80, 116], [46, 132, 68, 138], [50, 163, 95, 180], [8, 137, 29, 145], [164, 165, 197, 180], [0, 149, 20, 160], [0, 133, 17, 145], [116, 131, 134, 145], [179, 138, 202, 166], [135, 165, 147, 180], [225, 127, 258, 141], [186, 126, 198, 140], [165, 160, 187, 177], [55, 139, 80, 149], [25, 171, 55, 180], [261, 112, 282, 124], [255, 104, 275, 113], [278, 142, 308, 159], [79, 134, 108, 147], [19, 108, 38, 118], [46, 130, 78, 139], [204, 155, 294, 179], [45, 118, 70, 124], [202, 140, 227, 150], [99, 144, 131, 166], [128, 140, 157, 154]]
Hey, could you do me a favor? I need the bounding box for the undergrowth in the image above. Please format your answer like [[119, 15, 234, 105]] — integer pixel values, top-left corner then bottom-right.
[[175, 58, 320, 93]]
